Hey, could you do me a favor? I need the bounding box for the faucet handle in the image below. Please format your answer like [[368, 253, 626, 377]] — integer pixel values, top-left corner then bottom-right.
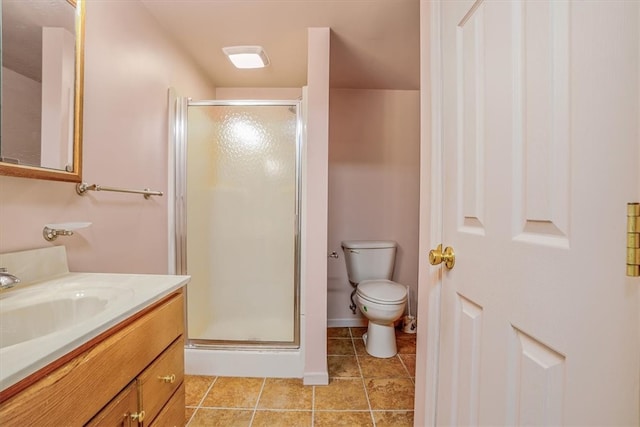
[[0, 268, 20, 289]]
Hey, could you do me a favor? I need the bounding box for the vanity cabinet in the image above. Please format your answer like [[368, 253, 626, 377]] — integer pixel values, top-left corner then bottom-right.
[[0, 291, 185, 427], [87, 338, 184, 426]]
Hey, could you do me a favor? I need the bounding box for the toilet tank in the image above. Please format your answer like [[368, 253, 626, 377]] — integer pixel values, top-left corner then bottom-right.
[[341, 240, 397, 284]]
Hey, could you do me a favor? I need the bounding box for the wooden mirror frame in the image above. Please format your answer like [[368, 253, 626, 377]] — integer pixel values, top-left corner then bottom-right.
[[0, 0, 85, 182]]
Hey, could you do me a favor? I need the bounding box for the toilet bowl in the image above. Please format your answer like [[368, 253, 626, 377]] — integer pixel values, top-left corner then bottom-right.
[[341, 239, 409, 358], [355, 279, 407, 358]]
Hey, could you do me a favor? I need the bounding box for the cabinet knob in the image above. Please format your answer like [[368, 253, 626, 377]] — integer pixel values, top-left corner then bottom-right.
[[130, 410, 145, 422], [158, 374, 176, 384]]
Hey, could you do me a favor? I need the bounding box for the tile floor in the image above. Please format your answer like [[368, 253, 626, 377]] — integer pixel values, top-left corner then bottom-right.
[[184, 326, 416, 426]]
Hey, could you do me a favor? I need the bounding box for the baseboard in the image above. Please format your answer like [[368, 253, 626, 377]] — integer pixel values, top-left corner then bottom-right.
[[327, 318, 368, 328], [303, 371, 329, 385], [185, 348, 303, 378]]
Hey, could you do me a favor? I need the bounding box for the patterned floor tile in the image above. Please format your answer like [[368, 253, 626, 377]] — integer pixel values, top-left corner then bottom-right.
[[398, 354, 416, 376], [314, 411, 374, 426], [327, 327, 351, 338], [257, 378, 312, 410], [373, 410, 415, 426], [201, 377, 264, 408], [358, 355, 408, 378], [185, 407, 197, 425], [314, 378, 369, 410], [328, 355, 361, 378], [252, 410, 312, 427], [396, 334, 417, 354], [188, 408, 252, 426], [365, 378, 415, 410], [184, 375, 216, 406], [349, 327, 368, 339], [353, 337, 368, 355], [185, 328, 417, 425], [328, 338, 355, 355]]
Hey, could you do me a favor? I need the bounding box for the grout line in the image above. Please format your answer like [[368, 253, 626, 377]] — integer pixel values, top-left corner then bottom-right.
[[248, 377, 267, 426], [198, 376, 218, 407], [311, 385, 316, 426], [185, 409, 196, 426], [397, 354, 412, 378], [244, 408, 314, 413], [350, 327, 377, 427], [197, 406, 258, 410], [185, 376, 218, 426]]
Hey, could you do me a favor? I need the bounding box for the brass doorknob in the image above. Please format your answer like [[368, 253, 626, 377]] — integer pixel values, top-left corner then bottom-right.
[[429, 244, 455, 270]]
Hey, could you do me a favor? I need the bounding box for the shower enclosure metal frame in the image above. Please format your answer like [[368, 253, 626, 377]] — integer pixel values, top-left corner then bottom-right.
[[174, 98, 302, 350]]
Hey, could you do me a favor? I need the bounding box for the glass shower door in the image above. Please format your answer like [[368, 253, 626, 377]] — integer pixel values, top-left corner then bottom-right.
[[184, 101, 300, 346]]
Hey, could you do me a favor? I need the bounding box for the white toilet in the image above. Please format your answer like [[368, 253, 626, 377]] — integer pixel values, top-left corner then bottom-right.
[[341, 240, 408, 358]]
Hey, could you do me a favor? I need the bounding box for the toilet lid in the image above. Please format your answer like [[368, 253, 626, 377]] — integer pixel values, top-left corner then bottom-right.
[[357, 280, 407, 304]]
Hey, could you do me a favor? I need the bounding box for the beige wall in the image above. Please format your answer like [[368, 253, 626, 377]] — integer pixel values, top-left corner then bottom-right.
[[327, 88, 421, 324], [0, 0, 215, 273]]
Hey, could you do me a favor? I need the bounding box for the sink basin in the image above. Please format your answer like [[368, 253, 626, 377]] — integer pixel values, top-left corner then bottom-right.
[[0, 287, 129, 349], [0, 269, 189, 392]]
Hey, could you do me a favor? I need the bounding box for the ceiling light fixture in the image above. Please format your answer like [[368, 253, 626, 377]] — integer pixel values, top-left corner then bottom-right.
[[222, 45, 270, 69]]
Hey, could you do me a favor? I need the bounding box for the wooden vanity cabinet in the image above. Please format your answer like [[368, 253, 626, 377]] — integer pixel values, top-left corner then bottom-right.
[[87, 338, 185, 427], [0, 290, 185, 427]]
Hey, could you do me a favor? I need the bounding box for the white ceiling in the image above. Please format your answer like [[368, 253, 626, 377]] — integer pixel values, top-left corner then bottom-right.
[[140, 0, 421, 90]]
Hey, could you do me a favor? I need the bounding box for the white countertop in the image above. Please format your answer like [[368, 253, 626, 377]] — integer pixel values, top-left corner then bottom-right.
[[0, 272, 189, 391]]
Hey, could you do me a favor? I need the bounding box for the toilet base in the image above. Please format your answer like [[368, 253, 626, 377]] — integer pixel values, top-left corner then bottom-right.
[[362, 322, 397, 358]]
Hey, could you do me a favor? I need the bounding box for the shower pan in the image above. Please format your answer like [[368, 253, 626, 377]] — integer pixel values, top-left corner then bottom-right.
[[173, 98, 303, 376]]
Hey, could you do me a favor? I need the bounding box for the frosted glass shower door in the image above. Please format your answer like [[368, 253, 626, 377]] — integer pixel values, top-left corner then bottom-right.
[[185, 103, 299, 344]]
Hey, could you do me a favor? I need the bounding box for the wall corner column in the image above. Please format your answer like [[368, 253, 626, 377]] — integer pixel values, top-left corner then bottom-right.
[[303, 27, 330, 385]]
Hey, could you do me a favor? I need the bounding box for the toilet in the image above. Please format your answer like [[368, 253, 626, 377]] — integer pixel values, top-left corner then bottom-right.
[[341, 240, 408, 358]]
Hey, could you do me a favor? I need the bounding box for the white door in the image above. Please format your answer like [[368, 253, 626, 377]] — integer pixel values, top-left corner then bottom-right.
[[421, 0, 640, 425]]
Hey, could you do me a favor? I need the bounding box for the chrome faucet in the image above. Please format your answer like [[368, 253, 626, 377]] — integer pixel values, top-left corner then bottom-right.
[[0, 267, 21, 290]]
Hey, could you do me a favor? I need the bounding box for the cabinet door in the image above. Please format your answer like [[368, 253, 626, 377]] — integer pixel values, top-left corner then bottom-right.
[[137, 338, 184, 425], [149, 384, 185, 427], [86, 382, 139, 427]]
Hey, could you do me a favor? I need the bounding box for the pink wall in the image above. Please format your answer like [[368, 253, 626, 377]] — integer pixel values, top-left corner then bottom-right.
[[327, 88, 420, 325], [215, 87, 302, 100], [303, 27, 330, 385], [1, 68, 41, 165], [0, 1, 215, 273]]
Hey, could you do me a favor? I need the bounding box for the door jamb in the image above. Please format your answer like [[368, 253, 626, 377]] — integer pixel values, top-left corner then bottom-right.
[[415, 0, 444, 425]]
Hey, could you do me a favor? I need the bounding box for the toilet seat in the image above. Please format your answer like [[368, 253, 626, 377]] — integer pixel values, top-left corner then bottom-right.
[[357, 279, 407, 304]]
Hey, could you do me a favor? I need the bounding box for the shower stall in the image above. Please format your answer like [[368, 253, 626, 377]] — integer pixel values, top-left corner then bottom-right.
[[172, 97, 304, 377]]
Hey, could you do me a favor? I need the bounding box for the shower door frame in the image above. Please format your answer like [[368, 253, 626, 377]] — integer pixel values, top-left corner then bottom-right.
[[174, 98, 303, 350]]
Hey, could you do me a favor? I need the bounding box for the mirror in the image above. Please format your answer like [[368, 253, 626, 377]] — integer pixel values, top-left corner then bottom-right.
[[0, 0, 84, 182]]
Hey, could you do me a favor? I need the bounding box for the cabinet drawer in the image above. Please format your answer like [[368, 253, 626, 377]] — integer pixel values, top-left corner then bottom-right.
[[86, 382, 138, 427], [138, 338, 184, 425], [149, 383, 185, 427]]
